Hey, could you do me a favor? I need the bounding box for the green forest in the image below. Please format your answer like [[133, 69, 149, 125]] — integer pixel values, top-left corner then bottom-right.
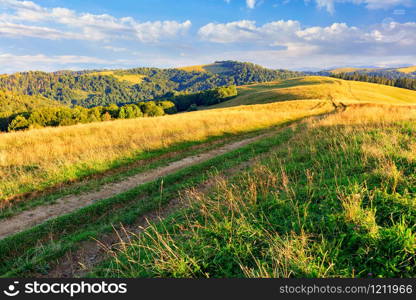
[[3, 85, 237, 132]]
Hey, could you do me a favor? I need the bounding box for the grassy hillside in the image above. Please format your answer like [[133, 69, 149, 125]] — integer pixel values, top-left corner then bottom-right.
[[3, 73, 416, 279], [329, 67, 374, 74], [208, 76, 416, 109], [4, 76, 414, 200], [0, 100, 332, 202], [94, 104, 416, 278], [177, 62, 233, 74], [397, 66, 416, 74], [85, 71, 146, 85]]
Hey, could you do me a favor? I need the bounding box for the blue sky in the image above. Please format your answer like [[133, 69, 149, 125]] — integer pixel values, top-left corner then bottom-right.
[[0, 0, 415, 72]]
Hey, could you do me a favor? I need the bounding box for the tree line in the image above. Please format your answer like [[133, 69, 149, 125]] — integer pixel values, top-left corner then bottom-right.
[[3, 85, 238, 132], [170, 85, 238, 111], [331, 73, 416, 91], [6, 101, 175, 132]]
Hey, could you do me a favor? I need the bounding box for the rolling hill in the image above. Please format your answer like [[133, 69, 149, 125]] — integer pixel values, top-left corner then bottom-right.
[[207, 76, 416, 109]]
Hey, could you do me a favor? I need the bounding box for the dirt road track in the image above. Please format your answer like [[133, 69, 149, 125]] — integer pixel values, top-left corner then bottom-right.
[[0, 132, 273, 240]]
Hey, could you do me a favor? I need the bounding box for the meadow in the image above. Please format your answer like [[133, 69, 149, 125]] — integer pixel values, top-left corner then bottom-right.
[[85, 71, 146, 85], [94, 104, 416, 278], [209, 76, 416, 108], [0, 99, 332, 204], [2, 75, 416, 278]]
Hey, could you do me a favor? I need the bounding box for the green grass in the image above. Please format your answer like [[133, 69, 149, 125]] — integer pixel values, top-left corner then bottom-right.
[[92, 105, 416, 278], [0, 125, 285, 220], [0, 124, 299, 277]]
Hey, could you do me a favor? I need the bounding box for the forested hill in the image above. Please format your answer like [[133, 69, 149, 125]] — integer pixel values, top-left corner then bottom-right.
[[0, 61, 301, 108]]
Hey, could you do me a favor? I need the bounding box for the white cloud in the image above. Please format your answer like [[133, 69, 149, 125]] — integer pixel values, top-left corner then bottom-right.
[[199, 20, 301, 44], [103, 46, 128, 52], [246, 0, 257, 9], [199, 19, 416, 58], [0, 0, 192, 42], [0, 21, 83, 39]]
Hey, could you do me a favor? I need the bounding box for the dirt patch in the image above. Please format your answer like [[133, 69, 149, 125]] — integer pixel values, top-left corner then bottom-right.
[[0, 133, 271, 240]]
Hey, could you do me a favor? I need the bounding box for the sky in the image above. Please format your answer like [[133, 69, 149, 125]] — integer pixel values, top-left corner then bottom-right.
[[0, 0, 415, 73]]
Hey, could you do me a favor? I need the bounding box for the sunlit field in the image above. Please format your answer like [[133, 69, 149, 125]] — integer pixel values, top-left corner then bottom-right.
[[209, 76, 416, 109], [97, 104, 416, 278], [85, 71, 146, 85], [0, 100, 332, 203]]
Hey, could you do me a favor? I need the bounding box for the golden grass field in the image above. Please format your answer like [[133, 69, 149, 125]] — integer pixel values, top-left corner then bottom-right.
[[86, 71, 146, 85], [209, 76, 416, 109], [329, 67, 372, 74], [0, 99, 333, 202], [177, 62, 231, 74], [397, 66, 416, 74], [3, 75, 416, 202]]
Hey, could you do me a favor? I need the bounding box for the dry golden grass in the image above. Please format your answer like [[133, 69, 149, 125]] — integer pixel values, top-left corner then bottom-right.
[[317, 104, 416, 127], [177, 63, 231, 74], [177, 65, 208, 73], [210, 76, 416, 109], [0, 100, 332, 201], [86, 71, 145, 85], [329, 67, 373, 74], [397, 66, 416, 74]]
